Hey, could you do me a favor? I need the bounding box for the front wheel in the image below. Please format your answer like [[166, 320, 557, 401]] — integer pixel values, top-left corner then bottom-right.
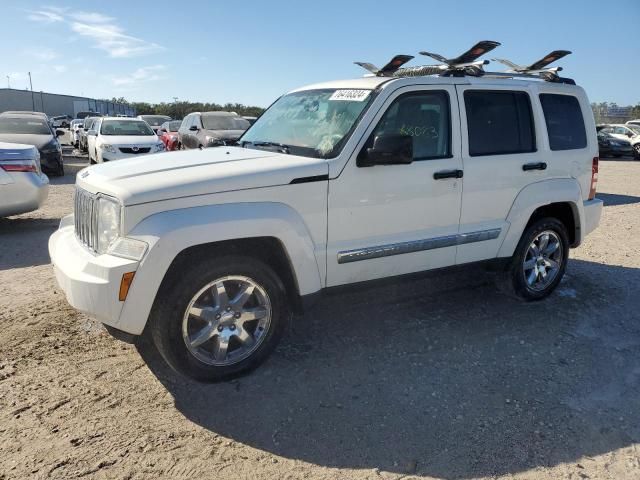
[[148, 255, 290, 382], [503, 217, 569, 301], [633, 144, 640, 160]]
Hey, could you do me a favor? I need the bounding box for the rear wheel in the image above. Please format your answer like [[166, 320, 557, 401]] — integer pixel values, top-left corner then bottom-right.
[[148, 255, 290, 382], [504, 217, 569, 301], [633, 144, 640, 160]]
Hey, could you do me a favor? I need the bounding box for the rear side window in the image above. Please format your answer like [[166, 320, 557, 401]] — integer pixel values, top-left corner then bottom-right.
[[464, 90, 535, 156], [539, 94, 587, 150]]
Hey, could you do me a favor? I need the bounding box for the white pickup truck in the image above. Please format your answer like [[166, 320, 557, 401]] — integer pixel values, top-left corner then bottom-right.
[[49, 74, 603, 381]]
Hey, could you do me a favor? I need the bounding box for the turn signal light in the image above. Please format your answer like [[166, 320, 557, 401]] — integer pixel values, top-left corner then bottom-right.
[[119, 272, 136, 301]]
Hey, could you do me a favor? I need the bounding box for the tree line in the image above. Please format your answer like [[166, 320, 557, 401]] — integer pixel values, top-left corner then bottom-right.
[[105, 97, 265, 119]]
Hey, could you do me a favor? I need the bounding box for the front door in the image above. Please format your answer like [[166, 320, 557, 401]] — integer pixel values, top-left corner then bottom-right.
[[326, 85, 463, 287]]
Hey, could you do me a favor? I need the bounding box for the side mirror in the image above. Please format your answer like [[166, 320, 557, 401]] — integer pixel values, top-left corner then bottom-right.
[[627, 132, 634, 137], [189, 125, 199, 131], [55, 129, 65, 137], [357, 133, 413, 167]]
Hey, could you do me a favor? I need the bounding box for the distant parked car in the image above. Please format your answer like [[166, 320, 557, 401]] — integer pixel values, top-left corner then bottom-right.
[[626, 119, 640, 127], [597, 131, 632, 158], [158, 120, 182, 151], [178, 111, 250, 150], [51, 115, 72, 128], [76, 111, 104, 120], [70, 119, 83, 147], [0, 142, 49, 217], [599, 124, 640, 159], [79, 117, 100, 153], [137, 115, 172, 136], [86, 117, 165, 164], [0, 111, 64, 176]]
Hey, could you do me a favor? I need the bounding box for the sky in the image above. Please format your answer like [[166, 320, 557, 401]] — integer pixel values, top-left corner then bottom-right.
[[0, 0, 638, 108]]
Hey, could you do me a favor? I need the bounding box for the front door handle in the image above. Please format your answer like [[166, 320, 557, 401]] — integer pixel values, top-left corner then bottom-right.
[[522, 162, 547, 171], [434, 169, 463, 180]]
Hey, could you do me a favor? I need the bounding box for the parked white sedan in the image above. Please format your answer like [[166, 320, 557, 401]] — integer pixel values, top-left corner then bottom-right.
[[87, 117, 165, 164], [0, 142, 49, 217]]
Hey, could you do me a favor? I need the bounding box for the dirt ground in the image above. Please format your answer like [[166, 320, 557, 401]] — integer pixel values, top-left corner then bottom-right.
[[0, 148, 639, 480]]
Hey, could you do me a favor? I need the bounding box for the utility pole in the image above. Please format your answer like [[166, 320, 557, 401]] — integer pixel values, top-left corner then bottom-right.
[[172, 96, 179, 119], [6, 75, 10, 89], [28, 72, 35, 111], [40, 91, 45, 114]]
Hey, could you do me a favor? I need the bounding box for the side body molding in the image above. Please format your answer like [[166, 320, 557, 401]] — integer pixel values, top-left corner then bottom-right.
[[497, 178, 584, 258], [117, 202, 323, 335]]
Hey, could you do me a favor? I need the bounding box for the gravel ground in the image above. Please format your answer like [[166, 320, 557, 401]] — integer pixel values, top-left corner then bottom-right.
[[0, 148, 639, 480]]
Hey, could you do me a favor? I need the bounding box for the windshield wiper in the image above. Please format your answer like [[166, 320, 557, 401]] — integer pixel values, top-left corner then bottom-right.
[[242, 140, 290, 154]]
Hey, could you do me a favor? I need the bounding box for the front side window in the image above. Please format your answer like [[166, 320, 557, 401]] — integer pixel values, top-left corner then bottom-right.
[[100, 120, 154, 136], [465, 90, 535, 156], [241, 88, 376, 158], [539, 94, 587, 150], [368, 90, 451, 160]]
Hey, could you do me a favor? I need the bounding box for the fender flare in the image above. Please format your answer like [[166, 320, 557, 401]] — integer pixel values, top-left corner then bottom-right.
[[116, 202, 322, 335], [497, 178, 584, 258]]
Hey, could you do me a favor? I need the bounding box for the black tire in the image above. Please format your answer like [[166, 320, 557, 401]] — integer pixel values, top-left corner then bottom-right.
[[633, 144, 640, 160], [56, 162, 64, 177], [503, 217, 569, 301], [148, 255, 290, 382]]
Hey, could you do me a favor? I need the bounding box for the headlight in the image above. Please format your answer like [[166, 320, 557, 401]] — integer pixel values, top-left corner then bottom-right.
[[99, 144, 117, 153], [96, 196, 121, 254], [154, 142, 165, 152]]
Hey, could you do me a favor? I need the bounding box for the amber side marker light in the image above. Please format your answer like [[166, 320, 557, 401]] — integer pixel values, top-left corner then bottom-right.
[[119, 272, 136, 301]]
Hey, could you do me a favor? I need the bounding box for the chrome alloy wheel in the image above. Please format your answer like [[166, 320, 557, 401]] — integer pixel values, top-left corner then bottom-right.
[[522, 230, 563, 291], [182, 276, 272, 366]]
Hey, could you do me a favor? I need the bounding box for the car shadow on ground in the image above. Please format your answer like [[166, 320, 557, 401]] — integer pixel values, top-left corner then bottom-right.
[[0, 217, 60, 270], [139, 258, 640, 479], [596, 192, 640, 206]]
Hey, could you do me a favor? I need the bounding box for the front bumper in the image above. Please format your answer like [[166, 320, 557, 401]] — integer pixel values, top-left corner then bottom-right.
[[583, 198, 603, 238], [100, 148, 162, 162], [49, 221, 140, 331], [40, 151, 62, 172]]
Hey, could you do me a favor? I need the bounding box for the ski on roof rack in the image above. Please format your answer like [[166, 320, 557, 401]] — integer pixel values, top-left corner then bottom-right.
[[354, 54, 414, 76], [419, 40, 501, 75], [353, 43, 575, 83]]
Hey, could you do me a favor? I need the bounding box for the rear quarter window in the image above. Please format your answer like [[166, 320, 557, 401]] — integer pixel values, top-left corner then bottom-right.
[[539, 94, 587, 151], [464, 90, 535, 156]]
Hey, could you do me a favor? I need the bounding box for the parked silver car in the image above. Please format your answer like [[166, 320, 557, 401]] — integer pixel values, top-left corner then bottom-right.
[[0, 142, 49, 217]]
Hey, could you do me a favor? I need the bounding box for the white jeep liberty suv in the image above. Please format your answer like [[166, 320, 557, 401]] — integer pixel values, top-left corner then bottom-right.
[[49, 72, 603, 381]]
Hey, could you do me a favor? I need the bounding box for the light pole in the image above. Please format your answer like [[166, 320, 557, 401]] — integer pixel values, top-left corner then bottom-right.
[[28, 72, 35, 111], [173, 96, 179, 119], [6, 75, 9, 89]]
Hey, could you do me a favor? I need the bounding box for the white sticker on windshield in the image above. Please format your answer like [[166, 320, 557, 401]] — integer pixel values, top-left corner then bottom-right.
[[329, 89, 371, 102]]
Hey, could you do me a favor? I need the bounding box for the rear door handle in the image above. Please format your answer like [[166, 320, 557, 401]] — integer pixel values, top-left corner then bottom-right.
[[522, 162, 547, 171], [434, 169, 463, 180]]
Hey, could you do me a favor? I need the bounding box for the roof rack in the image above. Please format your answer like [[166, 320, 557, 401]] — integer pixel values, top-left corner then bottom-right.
[[354, 42, 575, 84]]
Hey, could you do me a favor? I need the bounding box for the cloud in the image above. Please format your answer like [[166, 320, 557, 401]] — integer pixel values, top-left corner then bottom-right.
[[112, 65, 166, 88], [24, 47, 58, 62], [70, 22, 162, 58], [26, 7, 162, 58], [69, 11, 115, 24], [27, 9, 63, 23], [53, 65, 67, 73]]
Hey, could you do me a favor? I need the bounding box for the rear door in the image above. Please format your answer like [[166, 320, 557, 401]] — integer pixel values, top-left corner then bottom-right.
[[455, 85, 543, 264]]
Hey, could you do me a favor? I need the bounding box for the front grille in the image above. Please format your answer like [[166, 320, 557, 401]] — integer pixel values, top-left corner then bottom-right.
[[74, 187, 98, 252], [119, 147, 150, 154]]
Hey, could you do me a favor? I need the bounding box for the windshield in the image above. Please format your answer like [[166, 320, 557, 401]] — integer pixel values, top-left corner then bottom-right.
[[140, 115, 171, 126], [202, 115, 250, 131], [241, 88, 375, 158], [100, 120, 154, 136], [626, 125, 640, 134], [166, 120, 182, 132], [0, 117, 52, 135]]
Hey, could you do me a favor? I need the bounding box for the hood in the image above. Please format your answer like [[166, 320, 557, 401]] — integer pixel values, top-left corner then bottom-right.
[[77, 146, 328, 206], [202, 129, 245, 140], [0, 134, 54, 150], [100, 135, 159, 145]]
